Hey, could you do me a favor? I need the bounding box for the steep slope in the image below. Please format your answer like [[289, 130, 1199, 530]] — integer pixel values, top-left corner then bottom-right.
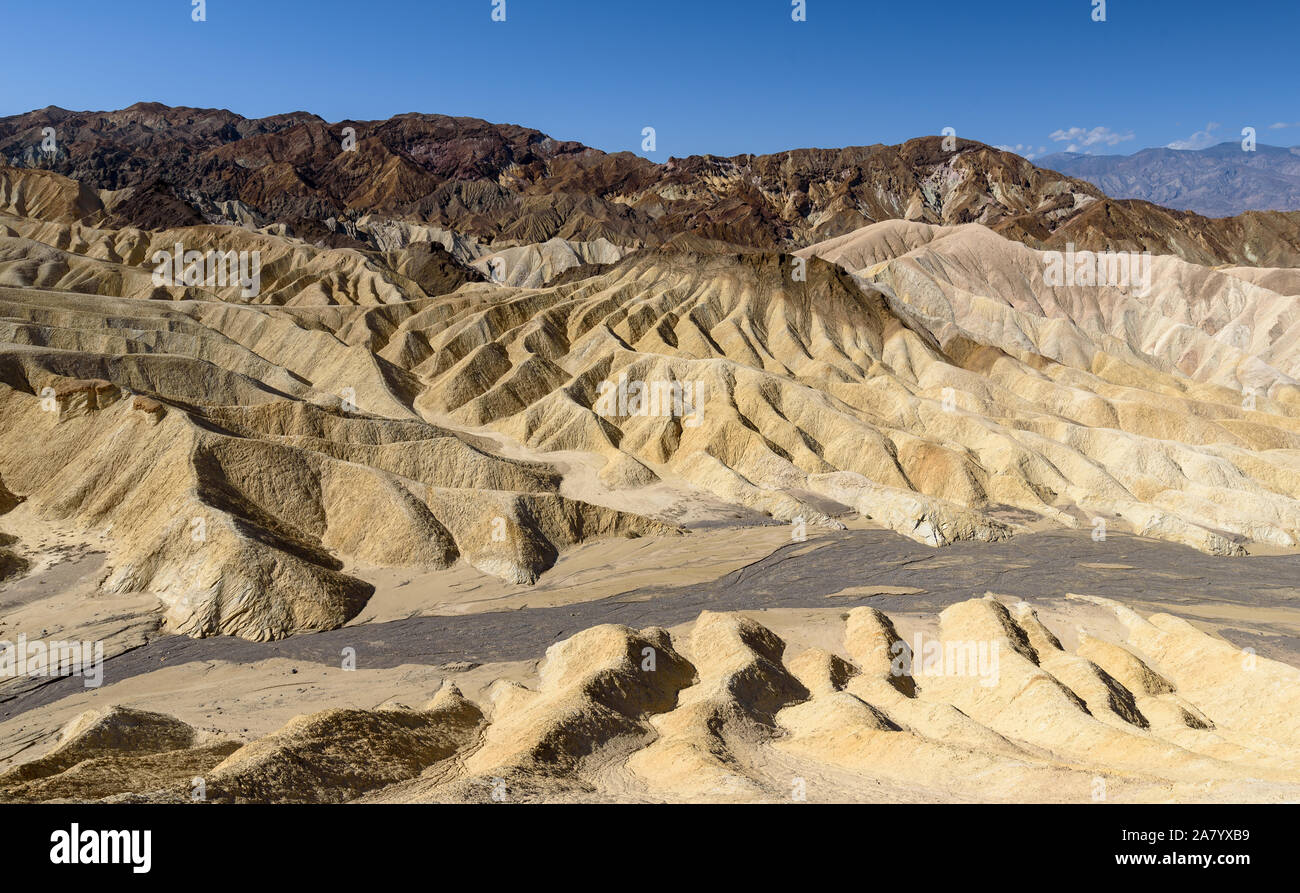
[[0, 215, 678, 640], [370, 241, 1300, 554]]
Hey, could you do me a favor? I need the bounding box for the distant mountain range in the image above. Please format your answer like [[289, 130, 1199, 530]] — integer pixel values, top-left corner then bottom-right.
[[1038, 142, 1300, 218]]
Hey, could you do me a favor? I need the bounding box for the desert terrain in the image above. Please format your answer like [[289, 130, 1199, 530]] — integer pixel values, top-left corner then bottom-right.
[[1, 106, 1298, 803]]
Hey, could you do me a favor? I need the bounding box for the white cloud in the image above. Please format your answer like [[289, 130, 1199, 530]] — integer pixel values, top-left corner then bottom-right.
[[1269, 121, 1300, 130], [1166, 122, 1221, 150], [1048, 126, 1135, 153], [994, 142, 1043, 160]]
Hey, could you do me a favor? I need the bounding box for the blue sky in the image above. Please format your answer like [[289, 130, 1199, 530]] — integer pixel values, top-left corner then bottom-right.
[[3, 0, 1297, 159]]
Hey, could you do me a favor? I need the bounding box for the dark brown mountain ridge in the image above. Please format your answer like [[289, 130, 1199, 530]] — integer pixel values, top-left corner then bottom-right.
[[3, 102, 1299, 266]]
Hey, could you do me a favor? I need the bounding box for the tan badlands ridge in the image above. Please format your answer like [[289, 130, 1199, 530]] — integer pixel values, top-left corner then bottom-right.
[[1, 596, 1297, 803], [2, 164, 1300, 644]]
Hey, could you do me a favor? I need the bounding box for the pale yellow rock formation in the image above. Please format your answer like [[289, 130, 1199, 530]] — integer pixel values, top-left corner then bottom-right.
[[9, 599, 1296, 803]]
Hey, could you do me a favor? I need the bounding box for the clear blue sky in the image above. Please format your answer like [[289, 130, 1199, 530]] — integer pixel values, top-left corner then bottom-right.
[[4, 0, 1297, 159]]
